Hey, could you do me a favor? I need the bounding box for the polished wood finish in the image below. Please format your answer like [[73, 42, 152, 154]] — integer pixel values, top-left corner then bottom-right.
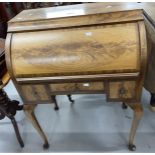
[[108, 81, 136, 101], [20, 84, 50, 103], [8, 3, 144, 32], [9, 3, 142, 22], [5, 3, 148, 150], [11, 23, 140, 78], [50, 82, 104, 92], [23, 104, 49, 148], [8, 10, 143, 33], [126, 102, 143, 151]]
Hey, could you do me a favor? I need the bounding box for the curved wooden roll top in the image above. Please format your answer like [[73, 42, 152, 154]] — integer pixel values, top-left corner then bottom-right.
[[10, 23, 140, 78], [5, 3, 147, 83]]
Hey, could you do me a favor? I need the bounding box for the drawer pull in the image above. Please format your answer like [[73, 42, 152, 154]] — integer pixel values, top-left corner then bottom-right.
[[83, 83, 90, 87], [119, 87, 126, 96]]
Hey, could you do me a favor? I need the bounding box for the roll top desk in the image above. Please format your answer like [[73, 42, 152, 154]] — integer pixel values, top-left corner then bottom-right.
[[5, 3, 148, 151]]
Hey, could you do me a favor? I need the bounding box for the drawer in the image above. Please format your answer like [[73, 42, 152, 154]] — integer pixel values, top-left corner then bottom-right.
[[108, 81, 136, 101], [50, 82, 104, 92], [20, 84, 50, 102], [50, 83, 76, 92]]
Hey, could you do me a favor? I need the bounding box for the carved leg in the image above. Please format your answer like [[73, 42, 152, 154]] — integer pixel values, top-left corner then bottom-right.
[[11, 117, 24, 147], [24, 104, 49, 149], [0, 89, 24, 148], [126, 102, 143, 151], [67, 94, 74, 103], [51, 95, 59, 110]]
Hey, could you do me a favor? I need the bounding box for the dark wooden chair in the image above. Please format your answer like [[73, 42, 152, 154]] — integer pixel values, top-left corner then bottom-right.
[[0, 39, 24, 147]]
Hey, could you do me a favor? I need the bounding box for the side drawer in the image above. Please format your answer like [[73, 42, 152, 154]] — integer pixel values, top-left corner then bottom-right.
[[50, 82, 104, 92], [19, 84, 50, 102], [107, 81, 136, 101]]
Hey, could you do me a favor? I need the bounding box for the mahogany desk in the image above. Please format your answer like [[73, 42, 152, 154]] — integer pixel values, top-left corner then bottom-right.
[[5, 3, 148, 151]]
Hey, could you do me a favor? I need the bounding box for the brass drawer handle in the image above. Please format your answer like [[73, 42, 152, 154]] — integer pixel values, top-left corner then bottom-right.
[[83, 83, 90, 87]]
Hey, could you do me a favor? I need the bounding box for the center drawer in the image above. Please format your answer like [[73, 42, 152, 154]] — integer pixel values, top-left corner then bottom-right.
[[49, 82, 104, 92]]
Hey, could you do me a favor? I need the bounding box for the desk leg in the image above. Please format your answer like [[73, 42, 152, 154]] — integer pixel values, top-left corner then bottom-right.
[[126, 102, 143, 151], [51, 95, 59, 111], [67, 95, 74, 103], [23, 104, 49, 149]]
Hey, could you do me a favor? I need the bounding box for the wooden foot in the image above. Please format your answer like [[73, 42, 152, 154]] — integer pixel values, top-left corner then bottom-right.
[[126, 102, 143, 151], [51, 96, 59, 111], [24, 105, 49, 149], [67, 94, 74, 103], [122, 102, 128, 109], [11, 117, 24, 148], [128, 144, 136, 151]]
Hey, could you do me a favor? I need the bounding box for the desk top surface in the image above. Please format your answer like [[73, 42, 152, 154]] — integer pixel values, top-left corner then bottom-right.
[[9, 2, 143, 23], [9, 3, 155, 25]]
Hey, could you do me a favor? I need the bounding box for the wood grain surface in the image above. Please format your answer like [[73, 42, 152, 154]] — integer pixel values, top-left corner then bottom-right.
[[8, 10, 143, 32], [9, 3, 142, 23], [5, 3, 149, 149], [108, 81, 136, 100], [11, 22, 140, 78], [50, 82, 104, 92]]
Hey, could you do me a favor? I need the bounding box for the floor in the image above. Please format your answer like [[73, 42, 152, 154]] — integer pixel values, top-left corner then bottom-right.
[[0, 80, 155, 153]]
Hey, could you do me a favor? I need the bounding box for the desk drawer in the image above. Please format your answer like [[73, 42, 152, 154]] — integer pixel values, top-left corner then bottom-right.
[[20, 84, 50, 102], [50, 82, 104, 92], [108, 81, 136, 101]]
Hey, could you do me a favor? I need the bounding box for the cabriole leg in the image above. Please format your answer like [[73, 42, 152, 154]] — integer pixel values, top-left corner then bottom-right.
[[23, 104, 49, 149], [126, 102, 143, 151]]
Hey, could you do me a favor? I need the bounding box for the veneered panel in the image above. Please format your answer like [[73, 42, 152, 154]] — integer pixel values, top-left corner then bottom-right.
[[11, 23, 140, 78]]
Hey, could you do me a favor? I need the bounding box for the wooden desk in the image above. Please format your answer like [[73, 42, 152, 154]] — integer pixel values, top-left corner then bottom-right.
[[5, 3, 148, 151]]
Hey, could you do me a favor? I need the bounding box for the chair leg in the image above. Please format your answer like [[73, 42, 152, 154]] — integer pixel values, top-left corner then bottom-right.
[[67, 94, 74, 103], [150, 93, 155, 112], [126, 102, 143, 151], [51, 95, 59, 111], [11, 117, 24, 148], [24, 104, 49, 149]]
